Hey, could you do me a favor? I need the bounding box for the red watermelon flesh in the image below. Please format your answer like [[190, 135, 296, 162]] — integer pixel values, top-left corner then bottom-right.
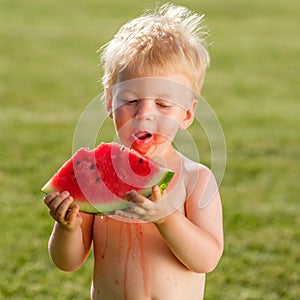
[[41, 142, 174, 214]]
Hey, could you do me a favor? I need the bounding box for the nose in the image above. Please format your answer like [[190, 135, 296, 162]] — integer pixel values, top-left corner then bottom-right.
[[135, 99, 154, 121]]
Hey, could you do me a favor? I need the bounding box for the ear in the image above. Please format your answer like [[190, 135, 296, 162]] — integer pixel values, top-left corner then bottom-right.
[[105, 88, 113, 118], [181, 100, 197, 130]]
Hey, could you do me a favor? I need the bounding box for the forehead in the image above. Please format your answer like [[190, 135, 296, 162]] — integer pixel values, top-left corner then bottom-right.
[[110, 77, 197, 107]]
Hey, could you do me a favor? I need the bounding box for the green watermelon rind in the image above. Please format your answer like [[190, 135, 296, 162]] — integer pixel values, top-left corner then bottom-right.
[[41, 169, 174, 215], [139, 169, 174, 197], [71, 199, 130, 215]]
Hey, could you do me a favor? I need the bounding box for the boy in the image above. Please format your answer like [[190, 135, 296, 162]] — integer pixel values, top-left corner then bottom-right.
[[44, 3, 224, 299]]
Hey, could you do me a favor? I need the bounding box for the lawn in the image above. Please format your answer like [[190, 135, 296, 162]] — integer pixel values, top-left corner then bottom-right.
[[0, 0, 299, 299]]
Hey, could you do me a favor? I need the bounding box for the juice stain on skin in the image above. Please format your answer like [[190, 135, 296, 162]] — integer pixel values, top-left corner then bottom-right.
[[97, 218, 150, 298], [123, 223, 149, 300], [123, 223, 133, 300], [117, 221, 125, 264], [135, 223, 149, 297], [100, 216, 109, 260], [114, 221, 124, 287]]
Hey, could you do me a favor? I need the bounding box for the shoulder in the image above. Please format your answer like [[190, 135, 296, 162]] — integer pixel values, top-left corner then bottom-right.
[[180, 153, 213, 180], [179, 154, 219, 209]]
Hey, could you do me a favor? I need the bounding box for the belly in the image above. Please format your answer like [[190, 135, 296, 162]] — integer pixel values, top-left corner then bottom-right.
[[91, 216, 205, 300]]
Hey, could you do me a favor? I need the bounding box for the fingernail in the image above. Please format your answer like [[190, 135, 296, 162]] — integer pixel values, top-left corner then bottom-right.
[[126, 190, 135, 196]]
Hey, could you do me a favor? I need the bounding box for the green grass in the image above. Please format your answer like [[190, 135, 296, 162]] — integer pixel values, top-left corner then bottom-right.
[[1, 0, 299, 299]]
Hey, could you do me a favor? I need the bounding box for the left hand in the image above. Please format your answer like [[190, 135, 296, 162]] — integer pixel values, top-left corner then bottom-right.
[[115, 185, 171, 223]]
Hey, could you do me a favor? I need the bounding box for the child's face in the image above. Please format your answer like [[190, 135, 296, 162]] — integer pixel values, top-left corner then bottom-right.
[[107, 71, 197, 156]]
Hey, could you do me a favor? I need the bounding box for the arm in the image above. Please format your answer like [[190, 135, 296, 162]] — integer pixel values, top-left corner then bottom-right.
[[117, 168, 224, 273], [155, 199, 223, 273], [44, 192, 94, 272], [156, 168, 224, 273]]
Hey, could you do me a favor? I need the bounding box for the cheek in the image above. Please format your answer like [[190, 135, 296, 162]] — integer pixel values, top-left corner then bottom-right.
[[161, 108, 184, 125], [156, 115, 181, 137], [113, 116, 126, 132], [172, 108, 188, 128], [112, 107, 131, 126], [113, 112, 135, 137]]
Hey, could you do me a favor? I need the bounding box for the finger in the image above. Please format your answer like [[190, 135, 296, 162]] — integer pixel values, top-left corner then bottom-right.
[[43, 192, 59, 207], [126, 190, 146, 204], [56, 196, 73, 216], [115, 209, 140, 220], [49, 191, 70, 212], [49, 196, 72, 220], [151, 185, 161, 202], [65, 203, 80, 222], [130, 204, 147, 215]]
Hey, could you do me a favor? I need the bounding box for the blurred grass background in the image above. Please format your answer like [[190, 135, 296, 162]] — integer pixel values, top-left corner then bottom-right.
[[0, 0, 299, 299]]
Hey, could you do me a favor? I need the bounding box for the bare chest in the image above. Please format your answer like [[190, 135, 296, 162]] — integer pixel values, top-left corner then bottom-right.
[[91, 216, 204, 300]]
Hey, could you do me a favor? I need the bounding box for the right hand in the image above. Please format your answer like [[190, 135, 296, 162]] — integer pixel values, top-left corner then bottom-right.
[[43, 191, 83, 231]]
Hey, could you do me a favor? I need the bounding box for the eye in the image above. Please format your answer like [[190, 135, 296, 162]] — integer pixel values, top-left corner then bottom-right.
[[155, 100, 172, 108], [122, 99, 138, 105]]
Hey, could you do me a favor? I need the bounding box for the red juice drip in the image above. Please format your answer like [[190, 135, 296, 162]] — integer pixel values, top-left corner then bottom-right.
[[100, 216, 108, 260], [123, 223, 132, 300], [135, 223, 149, 298], [114, 222, 124, 288], [122, 223, 149, 299], [117, 222, 125, 264]]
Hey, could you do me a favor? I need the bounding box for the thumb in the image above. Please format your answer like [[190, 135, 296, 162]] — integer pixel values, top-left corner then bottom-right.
[[151, 185, 161, 202]]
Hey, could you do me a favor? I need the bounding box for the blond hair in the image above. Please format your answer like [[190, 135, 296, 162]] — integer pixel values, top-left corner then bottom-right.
[[100, 3, 210, 92]]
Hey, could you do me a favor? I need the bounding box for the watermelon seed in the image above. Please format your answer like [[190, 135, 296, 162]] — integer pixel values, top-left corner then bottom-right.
[[95, 177, 101, 181], [139, 158, 143, 163], [76, 161, 80, 165], [90, 164, 96, 170]]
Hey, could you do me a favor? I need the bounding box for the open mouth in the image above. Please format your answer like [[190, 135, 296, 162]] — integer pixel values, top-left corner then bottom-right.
[[134, 131, 152, 140], [132, 131, 153, 145]]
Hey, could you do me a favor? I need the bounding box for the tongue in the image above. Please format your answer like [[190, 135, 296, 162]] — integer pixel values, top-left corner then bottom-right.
[[135, 132, 152, 140]]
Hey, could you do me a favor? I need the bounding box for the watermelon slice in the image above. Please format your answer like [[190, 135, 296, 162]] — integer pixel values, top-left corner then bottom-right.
[[41, 142, 174, 215]]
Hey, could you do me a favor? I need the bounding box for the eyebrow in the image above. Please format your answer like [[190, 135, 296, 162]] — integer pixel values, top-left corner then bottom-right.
[[113, 89, 138, 97], [113, 89, 174, 99]]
